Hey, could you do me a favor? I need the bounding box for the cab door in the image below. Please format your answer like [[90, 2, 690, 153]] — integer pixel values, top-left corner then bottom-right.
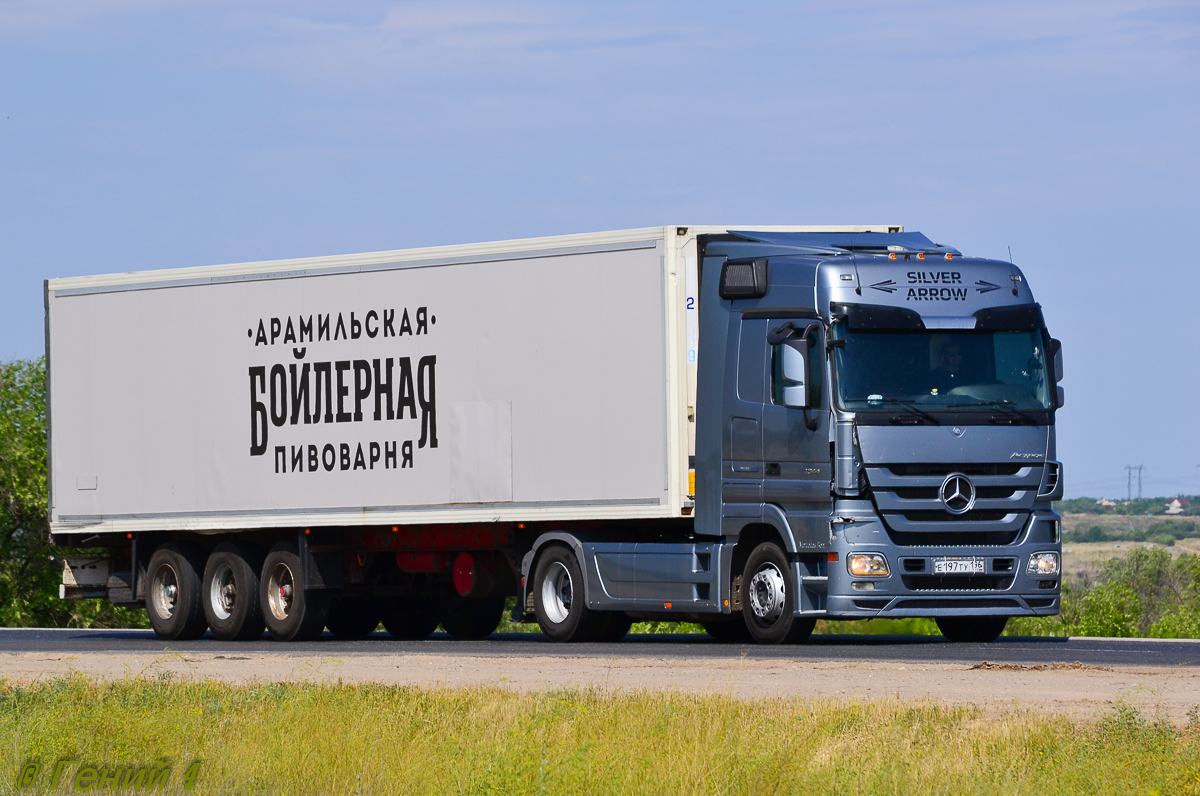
[[759, 316, 833, 544]]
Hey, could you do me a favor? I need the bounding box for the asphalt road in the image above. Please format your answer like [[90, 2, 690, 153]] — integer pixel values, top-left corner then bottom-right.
[[2, 628, 1197, 667]]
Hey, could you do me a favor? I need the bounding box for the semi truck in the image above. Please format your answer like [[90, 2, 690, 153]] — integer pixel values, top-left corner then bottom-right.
[[48, 225, 1065, 644]]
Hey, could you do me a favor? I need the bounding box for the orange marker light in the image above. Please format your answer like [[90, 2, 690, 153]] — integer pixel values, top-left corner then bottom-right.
[[917, 252, 926, 260], [518, 523, 525, 529], [888, 252, 897, 260], [945, 253, 954, 260], [304, 528, 311, 535], [827, 552, 839, 562], [126, 533, 133, 539], [664, 602, 673, 609], [392, 526, 399, 533]]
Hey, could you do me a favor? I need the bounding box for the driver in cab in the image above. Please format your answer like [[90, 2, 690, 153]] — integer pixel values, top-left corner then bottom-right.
[[929, 342, 969, 395]]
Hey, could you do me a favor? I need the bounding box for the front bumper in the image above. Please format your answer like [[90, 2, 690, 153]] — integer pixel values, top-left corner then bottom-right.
[[816, 509, 1061, 618]]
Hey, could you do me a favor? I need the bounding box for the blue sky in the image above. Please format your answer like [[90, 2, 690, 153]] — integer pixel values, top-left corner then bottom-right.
[[1, 1, 1197, 498]]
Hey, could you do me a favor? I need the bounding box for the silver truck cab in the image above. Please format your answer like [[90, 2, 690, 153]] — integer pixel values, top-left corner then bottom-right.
[[692, 230, 1063, 641]]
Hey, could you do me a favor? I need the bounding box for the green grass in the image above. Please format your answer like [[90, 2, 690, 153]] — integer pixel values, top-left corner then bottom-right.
[[1, 677, 1198, 794]]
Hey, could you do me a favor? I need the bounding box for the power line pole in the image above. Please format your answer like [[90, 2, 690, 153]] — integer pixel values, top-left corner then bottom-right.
[[1125, 464, 1134, 501], [1137, 465, 1144, 499]]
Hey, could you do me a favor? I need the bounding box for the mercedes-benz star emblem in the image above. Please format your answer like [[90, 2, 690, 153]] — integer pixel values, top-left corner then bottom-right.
[[939, 473, 976, 515]]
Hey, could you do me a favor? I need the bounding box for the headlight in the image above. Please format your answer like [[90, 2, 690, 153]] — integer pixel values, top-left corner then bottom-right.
[[1027, 552, 1060, 576], [848, 553, 889, 577]]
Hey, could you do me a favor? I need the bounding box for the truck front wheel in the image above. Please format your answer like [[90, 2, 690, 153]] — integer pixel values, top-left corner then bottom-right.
[[260, 542, 330, 641], [146, 543, 209, 640], [935, 616, 1008, 643], [742, 542, 815, 644], [533, 545, 602, 642], [202, 542, 266, 641]]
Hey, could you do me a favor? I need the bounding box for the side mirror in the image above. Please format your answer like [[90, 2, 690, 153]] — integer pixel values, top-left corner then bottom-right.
[[1049, 338, 1063, 383], [1056, 385, 1065, 409], [778, 342, 810, 408]]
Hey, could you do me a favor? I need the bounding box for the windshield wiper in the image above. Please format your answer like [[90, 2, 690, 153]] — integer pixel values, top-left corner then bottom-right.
[[946, 399, 1039, 425], [865, 398, 941, 425]]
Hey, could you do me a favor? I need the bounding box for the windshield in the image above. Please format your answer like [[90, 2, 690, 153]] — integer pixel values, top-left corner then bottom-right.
[[831, 325, 1051, 411]]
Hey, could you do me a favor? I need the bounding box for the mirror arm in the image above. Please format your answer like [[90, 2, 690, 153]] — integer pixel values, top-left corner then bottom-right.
[[802, 407, 819, 432]]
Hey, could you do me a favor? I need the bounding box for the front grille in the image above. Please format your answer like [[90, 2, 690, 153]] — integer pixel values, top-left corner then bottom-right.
[[886, 463, 1023, 477], [893, 598, 1019, 610], [886, 530, 1021, 546], [892, 486, 1018, 500], [900, 510, 1009, 522], [901, 575, 1014, 591]]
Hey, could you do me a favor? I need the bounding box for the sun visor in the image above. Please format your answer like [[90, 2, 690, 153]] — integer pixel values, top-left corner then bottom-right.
[[830, 302, 924, 330], [973, 303, 1044, 330]]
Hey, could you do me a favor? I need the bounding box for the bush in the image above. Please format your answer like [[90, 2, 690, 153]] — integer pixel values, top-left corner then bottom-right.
[[0, 358, 145, 628], [1073, 583, 1141, 637]]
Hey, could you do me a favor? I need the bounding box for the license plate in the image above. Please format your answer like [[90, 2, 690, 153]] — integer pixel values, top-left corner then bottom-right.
[[932, 556, 985, 575]]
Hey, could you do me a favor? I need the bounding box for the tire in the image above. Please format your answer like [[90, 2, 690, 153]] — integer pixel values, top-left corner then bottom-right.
[[741, 542, 813, 644], [532, 545, 602, 642], [379, 597, 441, 639], [326, 595, 381, 639], [936, 616, 1008, 643], [146, 543, 209, 641], [440, 594, 505, 639], [702, 617, 753, 644], [260, 542, 330, 642], [595, 612, 633, 643], [202, 542, 266, 641]]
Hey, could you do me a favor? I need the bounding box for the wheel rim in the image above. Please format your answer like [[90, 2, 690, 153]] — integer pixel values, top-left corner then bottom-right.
[[267, 562, 296, 622], [151, 564, 179, 620], [209, 562, 237, 621], [748, 562, 787, 624], [541, 562, 573, 625]]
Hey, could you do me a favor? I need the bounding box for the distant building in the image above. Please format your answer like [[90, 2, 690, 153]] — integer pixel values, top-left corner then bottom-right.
[[1165, 498, 1190, 515], [1096, 498, 1118, 509]]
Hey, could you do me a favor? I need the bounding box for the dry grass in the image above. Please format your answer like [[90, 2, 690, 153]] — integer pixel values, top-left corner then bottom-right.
[[1, 676, 1198, 794]]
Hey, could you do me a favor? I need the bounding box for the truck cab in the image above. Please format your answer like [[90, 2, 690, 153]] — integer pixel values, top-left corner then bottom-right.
[[690, 230, 1063, 642]]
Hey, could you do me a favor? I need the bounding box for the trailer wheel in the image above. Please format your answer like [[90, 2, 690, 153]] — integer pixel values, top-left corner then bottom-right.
[[935, 616, 1008, 643], [595, 612, 633, 643], [326, 596, 381, 639], [439, 594, 505, 639], [260, 542, 330, 641], [701, 618, 752, 644], [532, 545, 602, 642], [741, 542, 815, 644], [146, 543, 209, 641], [202, 542, 266, 641], [379, 597, 441, 639]]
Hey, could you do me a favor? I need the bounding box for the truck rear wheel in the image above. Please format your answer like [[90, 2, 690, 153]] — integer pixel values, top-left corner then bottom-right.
[[146, 543, 209, 640], [326, 596, 381, 639], [935, 616, 1008, 643], [202, 542, 265, 641], [533, 545, 602, 642], [379, 597, 441, 639], [741, 542, 815, 644], [439, 594, 505, 639], [260, 542, 330, 641]]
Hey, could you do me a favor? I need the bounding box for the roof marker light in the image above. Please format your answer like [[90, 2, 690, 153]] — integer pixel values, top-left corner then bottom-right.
[[889, 253, 897, 260], [945, 253, 954, 260], [917, 253, 926, 260]]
